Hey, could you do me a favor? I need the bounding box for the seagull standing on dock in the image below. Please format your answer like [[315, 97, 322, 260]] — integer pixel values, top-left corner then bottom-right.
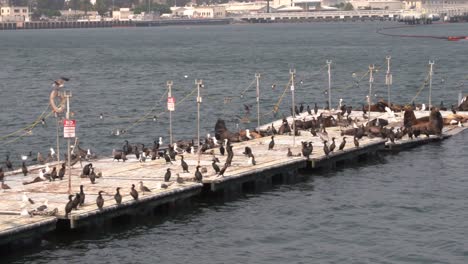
[[139, 181, 151, 194]]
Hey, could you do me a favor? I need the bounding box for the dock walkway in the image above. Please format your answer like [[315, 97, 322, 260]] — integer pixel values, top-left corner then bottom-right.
[[0, 109, 466, 250]]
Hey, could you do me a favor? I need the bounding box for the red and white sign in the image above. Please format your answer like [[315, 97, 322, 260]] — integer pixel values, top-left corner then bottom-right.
[[63, 119, 76, 138], [167, 97, 175, 111]]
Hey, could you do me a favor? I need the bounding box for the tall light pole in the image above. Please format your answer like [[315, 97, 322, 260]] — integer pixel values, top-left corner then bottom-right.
[[290, 68, 296, 146], [428, 61, 434, 109], [64, 91, 73, 195], [385, 56, 392, 106], [327, 60, 332, 110], [167, 80, 173, 145], [368, 64, 375, 121], [55, 113, 60, 163], [195, 79, 203, 153], [255, 73, 261, 128]]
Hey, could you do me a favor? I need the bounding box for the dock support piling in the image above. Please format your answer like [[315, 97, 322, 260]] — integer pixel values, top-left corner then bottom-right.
[[290, 68, 296, 146]]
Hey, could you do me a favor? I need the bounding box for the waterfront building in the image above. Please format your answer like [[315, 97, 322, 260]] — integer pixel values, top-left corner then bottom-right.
[[0, 6, 29, 22]]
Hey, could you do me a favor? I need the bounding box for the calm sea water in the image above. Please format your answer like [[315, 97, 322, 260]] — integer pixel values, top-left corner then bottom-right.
[[1, 22, 468, 263]]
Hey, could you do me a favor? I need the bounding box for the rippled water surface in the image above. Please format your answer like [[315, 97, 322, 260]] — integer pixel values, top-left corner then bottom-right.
[[1, 22, 468, 263]]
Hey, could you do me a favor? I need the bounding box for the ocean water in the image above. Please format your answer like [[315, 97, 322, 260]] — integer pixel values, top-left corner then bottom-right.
[[1, 22, 467, 263]]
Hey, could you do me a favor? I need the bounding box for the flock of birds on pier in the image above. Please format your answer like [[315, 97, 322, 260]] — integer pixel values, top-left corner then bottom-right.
[[1, 96, 467, 218]]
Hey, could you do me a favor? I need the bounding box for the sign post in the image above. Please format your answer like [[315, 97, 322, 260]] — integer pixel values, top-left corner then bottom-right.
[[167, 80, 174, 145], [64, 91, 73, 194]]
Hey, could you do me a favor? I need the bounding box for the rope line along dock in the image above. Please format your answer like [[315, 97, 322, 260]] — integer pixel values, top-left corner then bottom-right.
[[0, 109, 466, 251]]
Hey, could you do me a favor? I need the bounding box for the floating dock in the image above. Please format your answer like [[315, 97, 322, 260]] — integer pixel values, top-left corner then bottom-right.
[[0, 109, 466, 251]]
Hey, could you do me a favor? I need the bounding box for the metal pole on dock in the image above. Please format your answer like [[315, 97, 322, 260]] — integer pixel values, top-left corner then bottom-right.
[[196, 79, 203, 153], [167, 80, 173, 145], [255, 73, 261, 128], [385, 56, 392, 106], [368, 64, 374, 121], [55, 113, 60, 163], [428, 61, 434, 109], [65, 91, 72, 194], [290, 68, 296, 146], [327, 60, 332, 110]]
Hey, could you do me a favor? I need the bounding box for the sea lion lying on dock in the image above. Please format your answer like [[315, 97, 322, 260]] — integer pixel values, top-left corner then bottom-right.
[[404, 107, 444, 136], [214, 119, 241, 142]]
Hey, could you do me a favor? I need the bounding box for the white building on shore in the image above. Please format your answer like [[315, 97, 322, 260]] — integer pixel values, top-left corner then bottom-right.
[[0, 6, 29, 22]]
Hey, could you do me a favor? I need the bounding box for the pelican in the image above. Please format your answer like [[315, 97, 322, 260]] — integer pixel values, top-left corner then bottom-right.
[[53, 77, 69, 88]]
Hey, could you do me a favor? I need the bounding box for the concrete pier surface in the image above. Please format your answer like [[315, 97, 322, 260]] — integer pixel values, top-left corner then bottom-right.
[[0, 109, 466, 251]]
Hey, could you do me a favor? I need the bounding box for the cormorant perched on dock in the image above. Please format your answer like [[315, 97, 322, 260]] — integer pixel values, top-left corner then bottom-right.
[[299, 103, 304, 113], [0, 167, 4, 182], [354, 137, 360, 148], [139, 181, 151, 194], [71, 193, 81, 210], [180, 156, 189, 173], [218, 163, 228, 177], [287, 148, 293, 157], [65, 195, 74, 218], [294, 105, 300, 116], [168, 145, 177, 161], [212, 159, 220, 174], [114, 188, 122, 205], [323, 141, 330, 157], [194, 166, 203, 183], [5, 155, 13, 171], [50, 167, 57, 180], [96, 191, 104, 210], [58, 163, 65, 180], [339, 137, 347, 151], [314, 103, 318, 115], [271, 123, 277, 135], [243, 147, 252, 156], [79, 185, 85, 206], [164, 168, 171, 182], [301, 142, 312, 160], [130, 184, 138, 200], [82, 163, 92, 177], [164, 151, 172, 164], [268, 136, 275, 150], [89, 168, 96, 184], [123, 140, 132, 155], [329, 137, 336, 153], [307, 105, 312, 115], [22, 162, 28, 176]]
